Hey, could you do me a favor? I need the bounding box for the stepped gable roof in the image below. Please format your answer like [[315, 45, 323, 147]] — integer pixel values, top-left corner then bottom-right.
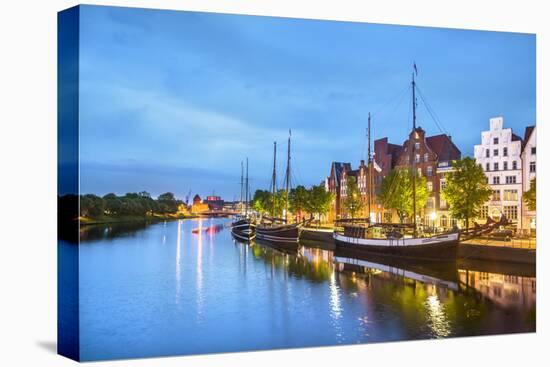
[[331, 162, 351, 186], [522, 126, 535, 152], [426, 134, 461, 161]]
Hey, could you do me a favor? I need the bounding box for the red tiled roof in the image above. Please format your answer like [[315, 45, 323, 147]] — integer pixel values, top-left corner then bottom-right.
[[426, 134, 461, 161]]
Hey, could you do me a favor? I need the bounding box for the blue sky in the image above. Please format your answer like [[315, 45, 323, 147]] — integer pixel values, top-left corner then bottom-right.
[[77, 5, 535, 200]]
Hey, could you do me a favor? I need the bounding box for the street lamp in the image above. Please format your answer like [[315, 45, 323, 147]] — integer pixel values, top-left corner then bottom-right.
[[430, 212, 437, 233]]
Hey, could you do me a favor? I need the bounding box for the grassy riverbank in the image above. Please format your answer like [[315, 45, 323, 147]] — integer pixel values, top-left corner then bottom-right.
[[79, 213, 199, 226]]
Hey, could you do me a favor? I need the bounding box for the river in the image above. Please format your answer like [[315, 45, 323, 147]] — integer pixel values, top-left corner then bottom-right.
[[64, 217, 535, 361]]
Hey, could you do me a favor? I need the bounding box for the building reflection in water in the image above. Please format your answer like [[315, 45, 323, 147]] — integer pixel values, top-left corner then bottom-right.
[[196, 218, 204, 320], [175, 220, 182, 303], [458, 269, 536, 309]]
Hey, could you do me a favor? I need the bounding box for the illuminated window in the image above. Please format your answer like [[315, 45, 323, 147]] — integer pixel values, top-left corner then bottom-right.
[[427, 166, 433, 176], [424, 153, 429, 162], [491, 190, 500, 201], [415, 154, 420, 163], [503, 206, 518, 220], [503, 190, 518, 201], [427, 181, 433, 192], [480, 206, 488, 219], [415, 142, 420, 150]]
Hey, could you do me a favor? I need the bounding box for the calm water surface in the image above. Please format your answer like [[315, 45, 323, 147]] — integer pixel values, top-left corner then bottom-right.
[[71, 218, 535, 361]]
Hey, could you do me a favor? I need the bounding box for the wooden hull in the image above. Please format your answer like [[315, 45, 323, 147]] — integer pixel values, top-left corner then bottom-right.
[[231, 219, 256, 241], [256, 223, 300, 244], [334, 232, 459, 261]]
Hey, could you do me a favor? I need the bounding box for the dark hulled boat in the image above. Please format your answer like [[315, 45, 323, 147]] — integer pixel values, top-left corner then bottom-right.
[[255, 131, 302, 247], [333, 67, 459, 261], [231, 158, 256, 241]]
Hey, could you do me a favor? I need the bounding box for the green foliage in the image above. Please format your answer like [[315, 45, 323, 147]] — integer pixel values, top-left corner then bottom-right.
[[343, 176, 364, 218], [289, 185, 310, 214], [442, 157, 492, 228], [379, 169, 428, 223], [307, 185, 335, 222], [523, 178, 536, 211], [252, 190, 271, 214], [80, 194, 104, 217], [79, 191, 182, 218]]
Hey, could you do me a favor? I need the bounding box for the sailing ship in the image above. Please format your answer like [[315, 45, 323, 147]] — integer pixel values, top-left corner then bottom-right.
[[256, 131, 304, 248], [231, 158, 256, 241], [333, 67, 460, 261]]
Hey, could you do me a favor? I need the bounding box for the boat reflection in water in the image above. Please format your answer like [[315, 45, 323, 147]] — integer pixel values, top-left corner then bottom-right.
[[235, 235, 536, 338]]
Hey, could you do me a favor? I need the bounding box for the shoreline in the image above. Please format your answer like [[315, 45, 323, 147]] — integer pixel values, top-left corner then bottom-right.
[[79, 214, 201, 226]]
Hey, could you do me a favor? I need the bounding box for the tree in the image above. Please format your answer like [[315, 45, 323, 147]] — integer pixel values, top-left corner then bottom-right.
[[343, 176, 364, 218], [157, 192, 178, 214], [289, 185, 310, 219], [80, 194, 104, 217], [103, 193, 122, 214], [523, 178, 536, 211], [307, 185, 335, 225], [442, 157, 492, 229], [252, 190, 271, 214], [378, 169, 428, 223]]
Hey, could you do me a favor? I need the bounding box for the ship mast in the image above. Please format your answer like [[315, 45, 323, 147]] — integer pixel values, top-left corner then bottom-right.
[[367, 113, 372, 220], [285, 130, 291, 223], [271, 141, 277, 218], [240, 161, 244, 214], [245, 158, 249, 217], [411, 68, 417, 237]]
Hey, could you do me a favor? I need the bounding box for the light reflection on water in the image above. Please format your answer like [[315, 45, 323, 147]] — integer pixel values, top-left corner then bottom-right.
[[75, 218, 535, 361]]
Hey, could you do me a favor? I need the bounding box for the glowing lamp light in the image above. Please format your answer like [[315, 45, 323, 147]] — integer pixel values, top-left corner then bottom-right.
[[430, 212, 437, 221]]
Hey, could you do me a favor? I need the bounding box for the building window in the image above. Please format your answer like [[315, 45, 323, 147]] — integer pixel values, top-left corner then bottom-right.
[[493, 162, 499, 171], [503, 161, 508, 170], [491, 190, 500, 201], [530, 162, 536, 172], [493, 137, 499, 144], [415, 142, 420, 150], [480, 206, 488, 219], [503, 147, 508, 157], [417, 168, 422, 177], [531, 147, 536, 155], [415, 154, 420, 163], [493, 149, 498, 156], [493, 176, 500, 185], [424, 153, 429, 162], [504, 206, 518, 220], [440, 180, 446, 191], [427, 166, 433, 176], [426, 197, 434, 209], [486, 163, 490, 171], [427, 181, 433, 192], [505, 176, 517, 184], [440, 215, 448, 228], [485, 149, 490, 158], [512, 161, 517, 170], [503, 189, 518, 201]]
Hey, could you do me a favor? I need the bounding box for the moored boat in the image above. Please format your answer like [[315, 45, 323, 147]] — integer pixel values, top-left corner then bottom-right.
[[333, 67, 459, 261], [255, 131, 303, 247], [231, 158, 256, 241]]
